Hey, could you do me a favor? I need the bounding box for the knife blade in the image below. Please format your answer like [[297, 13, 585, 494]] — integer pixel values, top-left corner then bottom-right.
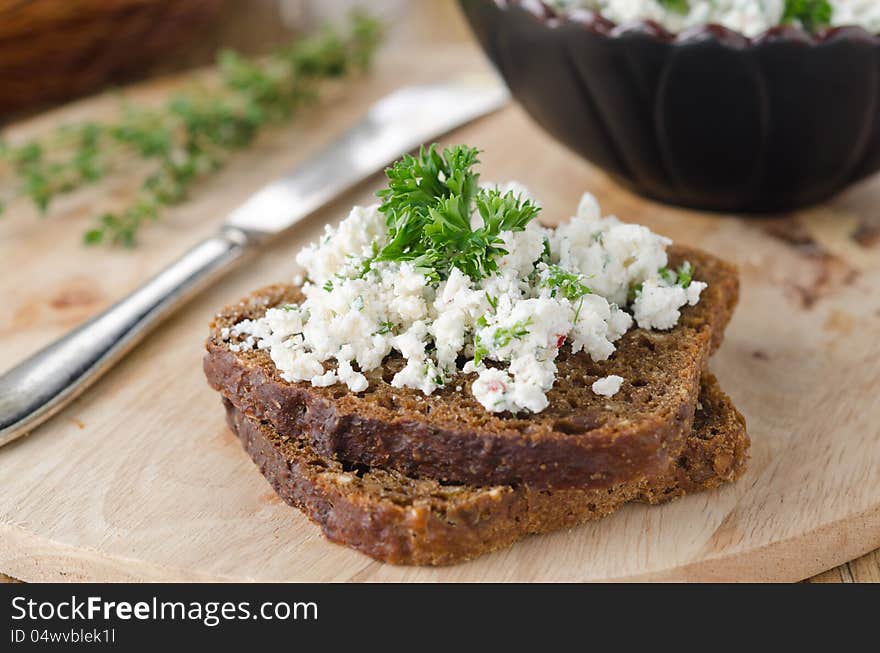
[[227, 73, 509, 237], [0, 73, 509, 446]]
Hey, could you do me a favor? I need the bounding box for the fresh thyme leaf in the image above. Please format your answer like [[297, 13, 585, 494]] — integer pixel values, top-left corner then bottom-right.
[[0, 12, 382, 247], [83, 228, 103, 245], [782, 0, 832, 32]]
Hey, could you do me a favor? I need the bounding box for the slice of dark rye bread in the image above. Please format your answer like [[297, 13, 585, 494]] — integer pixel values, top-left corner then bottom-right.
[[224, 373, 748, 565], [205, 245, 739, 489]]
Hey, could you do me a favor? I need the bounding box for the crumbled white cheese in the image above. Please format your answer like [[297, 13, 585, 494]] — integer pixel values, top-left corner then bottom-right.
[[552, 1, 880, 37], [553, 199, 669, 307], [223, 189, 706, 414], [830, 0, 880, 31], [472, 368, 516, 412], [592, 375, 624, 397], [633, 277, 707, 330]]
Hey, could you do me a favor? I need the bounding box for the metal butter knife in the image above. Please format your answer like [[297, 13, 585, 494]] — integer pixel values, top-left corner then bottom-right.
[[0, 73, 509, 447]]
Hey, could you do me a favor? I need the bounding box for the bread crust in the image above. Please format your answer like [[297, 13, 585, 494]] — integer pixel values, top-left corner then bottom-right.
[[205, 245, 739, 490], [224, 373, 748, 565]]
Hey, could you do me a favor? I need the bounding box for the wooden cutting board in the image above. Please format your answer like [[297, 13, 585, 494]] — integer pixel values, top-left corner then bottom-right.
[[1, 39, 879, 583]]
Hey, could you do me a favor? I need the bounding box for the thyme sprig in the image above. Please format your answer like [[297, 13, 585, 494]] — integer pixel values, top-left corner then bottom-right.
[[0, 12, 381, 247]]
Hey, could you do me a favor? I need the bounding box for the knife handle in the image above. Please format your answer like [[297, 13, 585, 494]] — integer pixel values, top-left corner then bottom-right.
[[0, 227, 252, 446]]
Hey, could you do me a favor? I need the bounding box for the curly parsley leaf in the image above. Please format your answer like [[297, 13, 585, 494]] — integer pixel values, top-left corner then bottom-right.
[[376, 144, 465, 230], [374, 144, 541, 281]]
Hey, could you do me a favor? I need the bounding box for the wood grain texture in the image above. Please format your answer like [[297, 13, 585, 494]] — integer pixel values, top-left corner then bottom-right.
[[808, 549, 880, 583], [0, 0, 879, 582]]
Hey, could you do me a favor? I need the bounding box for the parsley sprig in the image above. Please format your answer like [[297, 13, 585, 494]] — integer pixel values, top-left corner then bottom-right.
[[0, 12, 381, 247], [374, 144, 540, 281], [782, 0, 832, 32]]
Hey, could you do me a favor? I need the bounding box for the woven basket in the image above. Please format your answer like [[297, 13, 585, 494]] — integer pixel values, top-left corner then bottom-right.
[[0, 0, 221, 118]]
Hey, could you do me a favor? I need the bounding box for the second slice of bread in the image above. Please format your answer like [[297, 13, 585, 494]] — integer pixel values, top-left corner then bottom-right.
[[225, 373, 748, 566]]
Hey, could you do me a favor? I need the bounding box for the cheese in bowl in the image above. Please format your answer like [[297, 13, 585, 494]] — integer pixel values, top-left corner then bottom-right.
[[551, 0, 880, 36]]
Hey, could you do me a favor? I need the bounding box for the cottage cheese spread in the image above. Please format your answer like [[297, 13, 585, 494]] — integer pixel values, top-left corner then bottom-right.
[[224, 189, 706, 414], [552, 1, 880, 37]]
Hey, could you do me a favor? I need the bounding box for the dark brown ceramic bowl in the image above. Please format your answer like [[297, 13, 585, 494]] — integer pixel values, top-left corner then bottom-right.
[[460, 0, 880, 212]]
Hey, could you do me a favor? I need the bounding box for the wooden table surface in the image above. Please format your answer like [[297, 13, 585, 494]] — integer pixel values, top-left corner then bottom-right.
[[1, 0, 878, 583]]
